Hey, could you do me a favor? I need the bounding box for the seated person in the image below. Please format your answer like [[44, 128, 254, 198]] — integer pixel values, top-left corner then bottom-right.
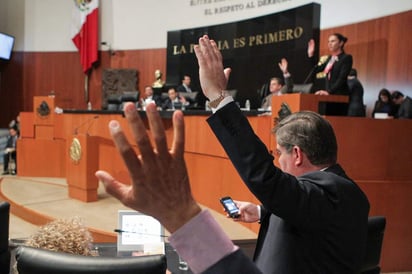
[[2, 125, 18, 175], [261, 58, 293, 110], [161, 87, 190, 110], [176, 75, 193, 93], [392, 90, 412, 119], [24, 217, 94, 256], [372, 88, 397, 118], [141, 85, 162, 108], [11, 217, 95, 274], [9, 115, 20, 136]]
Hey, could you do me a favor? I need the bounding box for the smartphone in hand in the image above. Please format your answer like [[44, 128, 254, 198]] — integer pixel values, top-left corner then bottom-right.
[[219, 196, 240, 218]]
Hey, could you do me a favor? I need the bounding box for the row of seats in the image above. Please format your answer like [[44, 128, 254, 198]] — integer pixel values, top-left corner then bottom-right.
[[106, 91, 140, 111]]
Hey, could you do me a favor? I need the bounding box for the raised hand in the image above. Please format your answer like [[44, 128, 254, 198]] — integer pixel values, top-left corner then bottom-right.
[[194, 35, 231, 100], [278, 58, 289, 74], [95, 102, 201, 233]]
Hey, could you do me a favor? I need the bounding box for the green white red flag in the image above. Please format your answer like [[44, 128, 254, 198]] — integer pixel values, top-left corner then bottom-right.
[[71, 0, 99, 74]]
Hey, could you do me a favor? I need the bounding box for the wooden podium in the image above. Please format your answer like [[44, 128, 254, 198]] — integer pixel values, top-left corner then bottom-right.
[[66, 134, 99, 202], [271, 93, 349, 114], [33, 96, 56, 139]]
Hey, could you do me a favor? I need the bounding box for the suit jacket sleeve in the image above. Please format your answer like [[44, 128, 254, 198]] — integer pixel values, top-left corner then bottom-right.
[[202, 250, 262, 274], [207, 102, 339, 227], [280, 75, 293, 94]]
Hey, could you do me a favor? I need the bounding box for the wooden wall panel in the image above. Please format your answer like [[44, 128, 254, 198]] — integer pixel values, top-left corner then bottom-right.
[[1, 11, 412, 127], [319, 10, 412, 116]]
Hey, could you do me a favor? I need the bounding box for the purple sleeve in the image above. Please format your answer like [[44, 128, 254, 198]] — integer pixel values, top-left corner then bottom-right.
[[168, 210, 238, 274]]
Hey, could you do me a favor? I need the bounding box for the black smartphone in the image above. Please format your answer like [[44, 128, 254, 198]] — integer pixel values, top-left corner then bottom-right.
[[219, 196, 240, 218]]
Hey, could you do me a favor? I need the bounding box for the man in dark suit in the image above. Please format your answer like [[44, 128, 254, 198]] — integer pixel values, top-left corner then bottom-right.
[[392, 90, 412, 119], [197, 35, 370, 273], [176, 75, 193, 93]]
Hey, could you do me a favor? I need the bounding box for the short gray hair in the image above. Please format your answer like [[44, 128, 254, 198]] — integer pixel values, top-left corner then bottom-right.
[[273, 111, 337, 166]]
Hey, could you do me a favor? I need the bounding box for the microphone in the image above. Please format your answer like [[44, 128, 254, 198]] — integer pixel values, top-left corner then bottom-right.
[[73, 115, 99, 135], [303, 55, 330, 84], [114, 229, 168, 238]]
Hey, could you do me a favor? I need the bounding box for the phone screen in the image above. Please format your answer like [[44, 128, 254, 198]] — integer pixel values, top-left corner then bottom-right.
[[220, 197, 240, 218]]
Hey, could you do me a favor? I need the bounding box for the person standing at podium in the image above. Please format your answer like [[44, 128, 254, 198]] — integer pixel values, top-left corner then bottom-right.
[[308, 33, 353, 115], [308, 33, 352, 96]]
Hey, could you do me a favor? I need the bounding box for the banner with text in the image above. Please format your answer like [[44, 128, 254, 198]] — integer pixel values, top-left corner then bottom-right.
[[167, 3, 320, 108]]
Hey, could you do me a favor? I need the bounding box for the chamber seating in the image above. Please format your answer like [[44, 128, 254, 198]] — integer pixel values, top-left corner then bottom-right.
[[15, 246, 167, 274], [106, 94, 122, 111], [0, 201, 10, 274]]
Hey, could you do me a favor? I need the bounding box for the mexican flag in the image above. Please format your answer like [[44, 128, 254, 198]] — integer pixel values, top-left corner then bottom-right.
[[71, 0, 99, 74]]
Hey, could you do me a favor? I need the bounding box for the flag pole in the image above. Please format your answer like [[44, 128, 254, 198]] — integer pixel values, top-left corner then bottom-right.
[[84, 70, 90, 103]]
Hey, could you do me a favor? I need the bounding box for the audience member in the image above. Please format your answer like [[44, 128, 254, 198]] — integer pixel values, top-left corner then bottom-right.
[[308, 33, 353, 115], [347, 68, 366, 117], [95, 35, 370, 274], [161, 87, 189, 110], [372, 88, 397, 118], [12, 217, 95, 274], [176, 75, 193, 93], [260, 58, 293, 110], [24, 217, 94, 256], [152, 69, 165, 88], [2, 126, 18, 175], [392, 90, 412, 119], [141, 85, 162, 107], [9, 115, 20, 136]]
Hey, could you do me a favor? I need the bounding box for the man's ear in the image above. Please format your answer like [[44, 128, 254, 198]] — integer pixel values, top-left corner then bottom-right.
[[292, 145, 304, 166]]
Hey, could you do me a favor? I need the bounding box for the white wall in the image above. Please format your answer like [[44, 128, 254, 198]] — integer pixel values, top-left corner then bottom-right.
[[1, 0, 411, 52]]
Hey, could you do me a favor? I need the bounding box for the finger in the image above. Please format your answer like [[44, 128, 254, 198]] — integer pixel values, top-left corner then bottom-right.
[[95, 170, 132, 203], [123, 102, 156, 162], [145, 103, 169, 158], [209, 39, 222, 64], [108, 120, 144, 184], [171, 110, 185, 158]]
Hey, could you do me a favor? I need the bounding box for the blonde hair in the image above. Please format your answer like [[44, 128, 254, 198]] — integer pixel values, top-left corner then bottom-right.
[[25, 217, 94, 256]]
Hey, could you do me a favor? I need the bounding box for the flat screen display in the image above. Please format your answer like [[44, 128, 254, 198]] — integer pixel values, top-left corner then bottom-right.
[[117, 210, 165, 253], [0, 32, 15, 60]]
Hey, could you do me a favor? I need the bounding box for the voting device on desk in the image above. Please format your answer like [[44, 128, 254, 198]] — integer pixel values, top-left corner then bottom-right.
[[117, 210, 165, 256]]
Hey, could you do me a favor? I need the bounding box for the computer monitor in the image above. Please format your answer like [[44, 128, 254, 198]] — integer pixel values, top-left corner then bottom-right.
[[0, 32, 15, 60], [117, 210, 165, 255]]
